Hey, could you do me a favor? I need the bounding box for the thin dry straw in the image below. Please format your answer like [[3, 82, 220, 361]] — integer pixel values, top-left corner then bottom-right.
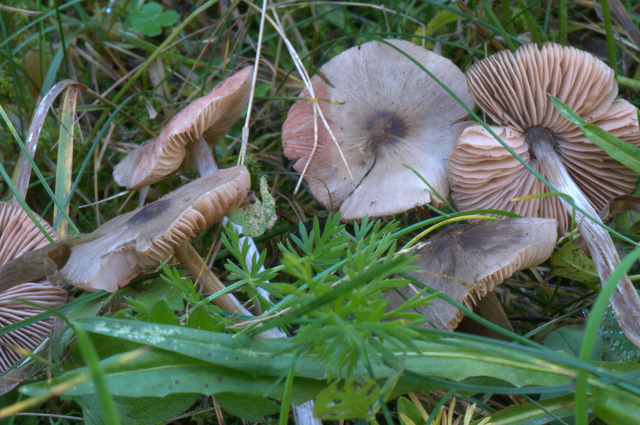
[[258, 2, 353, 193], [239, 0, 267, 167]]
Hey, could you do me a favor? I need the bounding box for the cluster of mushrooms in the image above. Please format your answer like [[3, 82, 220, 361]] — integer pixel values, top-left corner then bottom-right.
[[0, 67, 258, 387], [2, 39, 640, 389], [282, 40, 640, 340]]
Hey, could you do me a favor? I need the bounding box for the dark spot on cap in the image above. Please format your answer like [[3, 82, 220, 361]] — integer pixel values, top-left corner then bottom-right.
[[217, 377, 222, 383], [204, 383, 209, 388], [366, 110, 407, 151], [207, 352, 212, 357], [174, 379, 180, 385], [128, 199, 171, 225], [168, 385, 173, 390]]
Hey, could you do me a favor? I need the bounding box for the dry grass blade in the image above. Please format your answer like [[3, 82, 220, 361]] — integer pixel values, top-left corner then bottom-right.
[[609, 0, 640, 50], [263, 3, 353, 193], [14, 80, 85, 202], [53, 85, 79, 238]]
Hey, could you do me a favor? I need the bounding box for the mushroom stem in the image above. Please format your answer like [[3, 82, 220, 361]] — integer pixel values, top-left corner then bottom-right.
[[529, 136, 640, 349], [186, 140, 273, 303], [191, 137, 220, 175]]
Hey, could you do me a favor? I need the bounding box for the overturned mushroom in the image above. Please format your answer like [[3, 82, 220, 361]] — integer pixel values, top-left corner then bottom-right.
[[0, 202, 67, 392], [282, 39, 474, 221], [387, 217, 557, 330], [61, 166, 250, 292], [447, 43, 640, 347], [114, 67, 253, 189]]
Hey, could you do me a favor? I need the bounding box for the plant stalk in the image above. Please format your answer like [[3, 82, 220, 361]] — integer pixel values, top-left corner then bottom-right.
[[530, 138, 640, 350]]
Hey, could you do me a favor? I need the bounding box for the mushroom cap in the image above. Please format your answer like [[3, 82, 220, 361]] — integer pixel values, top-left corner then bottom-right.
[[0, 202, 58, 264], [62, 166, 251, 292], [0, 282, 67, 373], [114, 66, 254, 190], [449, 43, 640, 230], [0, 203, 67, 378], [282, 39, 474, 221], [387, 217, 558, 330]]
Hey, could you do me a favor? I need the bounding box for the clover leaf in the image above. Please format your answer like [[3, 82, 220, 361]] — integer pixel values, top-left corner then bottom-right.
[[129, 2, 179, 37]]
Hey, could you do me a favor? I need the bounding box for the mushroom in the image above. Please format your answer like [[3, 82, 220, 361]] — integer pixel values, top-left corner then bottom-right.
[[61, 166, 250, 292], [113, 66, 253, 189], [112, 66, 274, 308], [447, 43, 640, 347], [0, 202, 67, 391], [282, 39, 474, 221], [387, 217, 558, 330]]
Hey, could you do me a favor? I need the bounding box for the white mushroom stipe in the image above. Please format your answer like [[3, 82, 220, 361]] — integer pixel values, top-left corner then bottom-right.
[[528, 132, 640, 348]]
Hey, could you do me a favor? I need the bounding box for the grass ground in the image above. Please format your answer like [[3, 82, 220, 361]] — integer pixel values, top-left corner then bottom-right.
[[1, 0, 640, 424]]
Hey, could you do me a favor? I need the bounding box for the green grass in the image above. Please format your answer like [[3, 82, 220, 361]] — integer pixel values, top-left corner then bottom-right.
[[1, 1, 640, 424]]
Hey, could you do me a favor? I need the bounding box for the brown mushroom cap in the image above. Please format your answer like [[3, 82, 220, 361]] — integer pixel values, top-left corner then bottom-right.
[[0, 282, 67, 372], [61, 166, 251, 292], [448, 43, 640, 231], [387, 217, 558, 330], [0, 203, 67, 378], [282, 39, 474, 221], [0, 203, 58, 264], [114, 67, 253, 190]]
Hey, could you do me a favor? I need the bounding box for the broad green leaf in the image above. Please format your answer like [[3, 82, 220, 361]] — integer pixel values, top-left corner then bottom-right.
[[71, 317, 573, 389], [186, 305, 224, 332], [22, 348, 324, 403], [76, 393, 197, 425], [215, 393, 280, 422], [592, 387, 640, 425], [147, 300, 180, 325], [544, 325, 602, 360], [142, 1, 162, 15], [397, 397, 425, 425], [74, 317, 329, 379], [227, 176, 277, 237], [156, 10, 179, 27], [601, 304, 640, 362], [482, 394, 584, 425], [550, 239, 599, 287], [128, 278, 185, 312]]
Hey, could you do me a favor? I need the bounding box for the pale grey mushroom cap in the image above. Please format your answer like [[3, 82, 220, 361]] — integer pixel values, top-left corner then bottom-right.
[[387, 217, 558, 330], [114, 67, 253, 190], [283, 39, 474, 221], [0, 202, 67, 382], [62, 166, 251, 292], [449, 43, 640, 232]]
